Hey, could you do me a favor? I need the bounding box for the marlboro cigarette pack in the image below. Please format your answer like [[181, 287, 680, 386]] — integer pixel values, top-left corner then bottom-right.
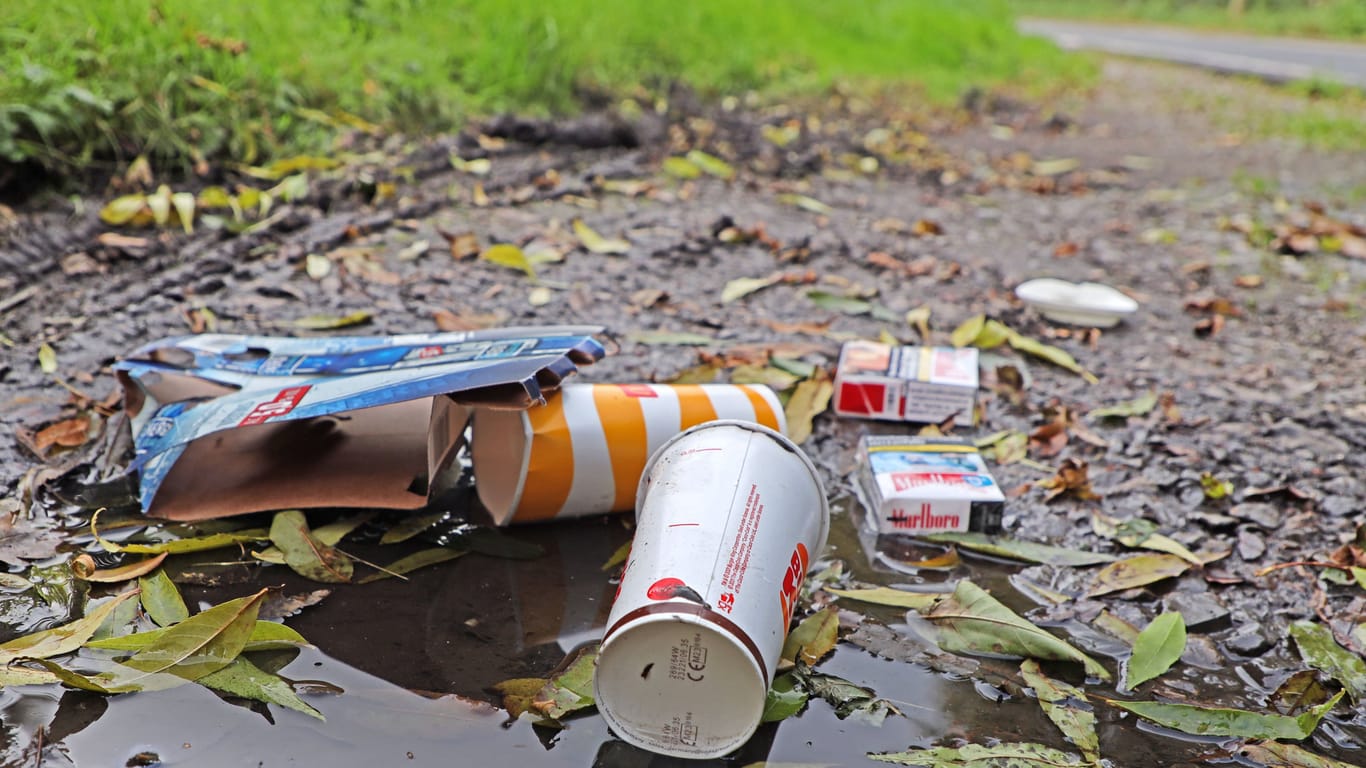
[[833, 341, 978, 424], [855, 435, 1003, 535]]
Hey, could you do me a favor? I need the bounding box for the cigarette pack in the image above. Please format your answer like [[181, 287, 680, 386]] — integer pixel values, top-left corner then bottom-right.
[[855, 435, 1004, 535], [832, 341, 978, 424]]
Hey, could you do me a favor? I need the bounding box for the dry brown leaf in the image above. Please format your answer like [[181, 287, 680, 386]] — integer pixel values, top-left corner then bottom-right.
[[33, 416, 92, 451], [760, 319, 833, 336], [1038, 458, 1098, 501], [911, 219, 943, 237], [95, 232, 150, 251], [1028, 420, 1068, 458], [432, 308, 504, 331], [1052, 241, 1081, 258]]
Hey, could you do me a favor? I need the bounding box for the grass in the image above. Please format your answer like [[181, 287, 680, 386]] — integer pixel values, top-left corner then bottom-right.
[[0, 0, 1086, 184], [1011, 0, 1366, 40]]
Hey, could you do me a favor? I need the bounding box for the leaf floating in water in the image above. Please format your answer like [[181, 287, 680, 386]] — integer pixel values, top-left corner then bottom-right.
[[781, 607, 839, 667], [269, 510, 353, 583], [357, 548, 467, 583], [761, 672, 808, 723], [926, 580, 1111, 681], [1239, 740, 1361, 768], [826, 587, 942, 611], [87, 619, 308, 653], [73, 552, 168, 583], [1019, 660, 1099, 765], [0, 590, 139, 664], [1108, 691, 1342, 740], [198, 656, 326, 721], [1289, 621, 1366, 703], [870, 741, 1084, 766], [1125, 612, 1186, 688], [139, 568, 190, 627]]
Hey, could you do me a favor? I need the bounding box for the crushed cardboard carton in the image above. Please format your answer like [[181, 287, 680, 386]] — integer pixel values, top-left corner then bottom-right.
[[854, 435, 1004, 535], [833, 341, 978, 424], [115, 327, 605, 521]]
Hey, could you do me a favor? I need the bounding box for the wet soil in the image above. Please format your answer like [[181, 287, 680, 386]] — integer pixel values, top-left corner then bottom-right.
[[1, 59, 1365, 766]]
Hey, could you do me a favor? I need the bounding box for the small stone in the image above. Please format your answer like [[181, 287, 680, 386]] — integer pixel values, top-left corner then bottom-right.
[[1230, 502, 1281, 529], [1162, 591, 1231, 633], [1237, 528, 1266, 561], [1179, 634, 1222, 670], [1321, 495, 1358, 517], [1224, 624, 1273, 657]]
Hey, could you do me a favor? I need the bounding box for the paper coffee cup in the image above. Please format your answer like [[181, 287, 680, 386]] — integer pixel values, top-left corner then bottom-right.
[[471, 384, 785, 525], [593, 420, 829, 759]]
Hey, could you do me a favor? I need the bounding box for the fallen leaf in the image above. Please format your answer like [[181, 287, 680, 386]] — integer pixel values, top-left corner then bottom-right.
[[72, 552, 167, 583], [911, 219, 943, 237], [292, 311, 373, 330], [1091, 513, 1202, 566], [358, 548, 467, 583], [87, 619, 307, 653], [95, 588, 269, 692], [1289, 621, 1366, 703], [269, 510, 353, 583], [1032, 157, 1080, 176], [480, 243, 537, 277], [38, 343, 57, 374], [923, 532, 1115, 566], [1037, 459, 1098, 501], [170, 191, 195, 234], [1126, 612, 1186, 688], [198, 656, 325, 720], [531, 646, 597, 720], [826, 587, 941, 611], [259, 589, 331, 620], [778, 194, 833, 215], [685, 150, 735, 180], [1007, 333, 1097, 384], [871, 742, 1080, 766], [1200, 472, 1235, 500], [1240, 740, 1359, 768], [139, 568, 190, 627], [1089, 392, 1158, 420], [92, 513, 268, 555], [100, 194, 149, 225], [1108, 692, 1342, 740], [926, 580, 1110, 680], [628, 330, 715, 346], [762, 672, 809, 723], [0, 590, 139, 665], [1087, 554, 1191, 597], [33, 416, 91, 451], [1019, 660, 1099, 765], [723, 275, 781, 303], [730, 364, 800, 392], [806, 290, 871, 315], [572, 219, 629, 254], [785, 374, 833, 445], [1270, 670, 1335, 716], [904, 306, 931, 342], [792, 667, 900, 724], [432, 308, 503, 331], [662, 156, 702, 179], [781, 607, 839, 667]]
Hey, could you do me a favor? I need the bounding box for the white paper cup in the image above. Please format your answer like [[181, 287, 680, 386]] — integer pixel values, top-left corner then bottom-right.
[[593, 420, 829, 759], [472, 383, 786, 525]]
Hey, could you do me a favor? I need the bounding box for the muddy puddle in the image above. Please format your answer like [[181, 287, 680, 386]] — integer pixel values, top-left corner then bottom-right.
[[3, 487, 1362, 767]]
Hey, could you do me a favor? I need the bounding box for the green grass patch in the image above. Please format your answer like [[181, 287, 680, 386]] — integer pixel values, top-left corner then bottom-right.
[[1011, 0, 1366, 40], [1, 0, 1086, 183]]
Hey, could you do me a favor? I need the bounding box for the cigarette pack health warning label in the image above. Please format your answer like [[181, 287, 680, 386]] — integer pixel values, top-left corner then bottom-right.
[[855, 435, 1003, 535], [833, 342, 978, 424]]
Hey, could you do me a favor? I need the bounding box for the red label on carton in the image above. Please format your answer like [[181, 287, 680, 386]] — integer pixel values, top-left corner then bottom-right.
[[238, 386, 311, 426]]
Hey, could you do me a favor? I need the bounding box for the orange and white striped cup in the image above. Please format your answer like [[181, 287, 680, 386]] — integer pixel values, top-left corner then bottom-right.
[[471, 383, 786, 525]]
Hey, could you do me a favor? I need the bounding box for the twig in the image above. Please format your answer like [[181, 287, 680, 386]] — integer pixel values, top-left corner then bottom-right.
[[335, 547, 409, 581], [1253, 560, 1348, 577]]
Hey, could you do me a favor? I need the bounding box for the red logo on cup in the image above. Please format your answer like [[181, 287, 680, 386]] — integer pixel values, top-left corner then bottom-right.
[[778, 542, 809, 628], [717, 592, 735, 613], [647, 577, 685, 601]]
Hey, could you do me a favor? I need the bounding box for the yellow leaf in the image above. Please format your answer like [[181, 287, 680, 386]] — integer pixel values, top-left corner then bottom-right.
[[662, 156, 701, 179], [572, 219, 629, 255], [905, 306, 931, 342], [480, 243, 536, 277], [99, 195, 148, 226], [147, 185, 172, 227], [777, 194, 833, 215], [38, 342, 57, 374], [170, 192, 195, 234], [785, 375, 833, 445], [685, 150, 735, 180]]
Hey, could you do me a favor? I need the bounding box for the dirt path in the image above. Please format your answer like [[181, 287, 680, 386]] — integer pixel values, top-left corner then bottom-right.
[[1, 59, 1364, 765]]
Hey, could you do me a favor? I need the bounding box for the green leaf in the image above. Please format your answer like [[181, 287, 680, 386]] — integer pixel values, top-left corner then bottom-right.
[[1091, 513, 1201, 566], [1019, 660, 1099, 765], [1125, 612, 1186, 688], [1087, 554, 1191, 598], [480, 243, 537, 277], [784, 375, 832, 445], [1109, 691, 1343, 740], [357, 548, 467, 583], [292, 310, 373, 330], [99, 194, 148, 225], [771, 357, 817, 378], [781, 608, 839, 667], [534, 646, 597, 719], [600, 540, 631, 572], [87, 620, 307, 653], [1270, 670, 1335, 715], [870, 742, 1083, 766], [722, 275, 780, 303], [923, 532, 1115, 566], [572, 219, 629, 254], [1289, 621, 1366, 703], [793, 667, 898, 724], [731, 364, 800, 392], [38, 342, 57, 374], [950, 315, 985, 348], [92, 514, 268, 555], [1032, 157, 1080, 177], [1353, 567, 1366, 590], [777, 193, 832, 215], [0, 590, 138, 664], [926, 581, 1111, 680], [1007, 333, 1098, 384], [139, 569, 189, 627], [0, 664, 63, 688], [806, 290, 871, 315], [198, 656, 324, 721], [1240, 740, 1361, 768], [269, 510, 353, 583], [628, 330, 715, 346], [96, 588, 269, 692], [1088, 392, 1157, 420], [686, 149, 735, 180], [378, 511, 447, 545], [826, 587, 942, 611], [1200, 472, 1235, 500], [662, 156, 701, 179], [762, 672, 809, 723]]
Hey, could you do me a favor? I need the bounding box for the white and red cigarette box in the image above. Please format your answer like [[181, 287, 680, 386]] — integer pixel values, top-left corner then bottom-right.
[[833, 342, 979, 424], [855, 435, 1004, 535]]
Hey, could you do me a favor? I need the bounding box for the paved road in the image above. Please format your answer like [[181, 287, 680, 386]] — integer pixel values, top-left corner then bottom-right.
[[1019, 18, 1366, 88]]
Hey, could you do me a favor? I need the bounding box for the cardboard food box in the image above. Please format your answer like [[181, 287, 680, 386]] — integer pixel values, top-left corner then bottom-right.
[[114, 327, 605, 521], [833, 341, 979, 424], [854, 435, 1004, 535]]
